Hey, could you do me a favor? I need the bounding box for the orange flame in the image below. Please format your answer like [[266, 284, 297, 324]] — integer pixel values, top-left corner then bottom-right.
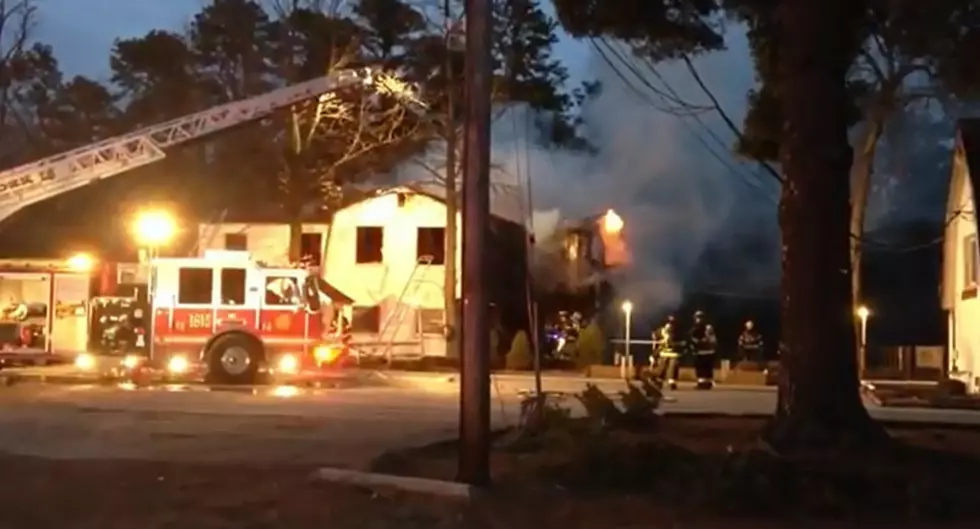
[[598, 209, 630, 267], [602, 209, 623, 233]]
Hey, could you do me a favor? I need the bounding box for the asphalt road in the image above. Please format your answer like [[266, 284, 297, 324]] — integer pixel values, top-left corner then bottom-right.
[[0, 373, 977, 470]]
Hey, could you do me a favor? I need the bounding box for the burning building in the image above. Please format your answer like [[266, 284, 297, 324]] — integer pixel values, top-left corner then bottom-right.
[[532, 208, 630, 292]]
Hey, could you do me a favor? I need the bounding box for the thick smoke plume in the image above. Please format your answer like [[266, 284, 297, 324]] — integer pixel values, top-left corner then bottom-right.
[[397, 37, 782, 318]]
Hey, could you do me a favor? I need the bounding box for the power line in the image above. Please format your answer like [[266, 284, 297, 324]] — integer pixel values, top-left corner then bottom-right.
[[595, 37, 780, 205]]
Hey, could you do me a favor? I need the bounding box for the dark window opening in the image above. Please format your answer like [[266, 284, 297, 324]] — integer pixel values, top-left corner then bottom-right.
[[355, 227, 383, 264], [300, 232, 323, 266], [177, 268, 213, 305], [417, 227, 446, 264], [219, 268, 247, 305], [224, 233, 247, 251], [351, 305, 381, 333], [417, 308, 445, 335]]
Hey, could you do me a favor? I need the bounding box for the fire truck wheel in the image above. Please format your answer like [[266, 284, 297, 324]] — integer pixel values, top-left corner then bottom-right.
[[207, 333, 262, 385]]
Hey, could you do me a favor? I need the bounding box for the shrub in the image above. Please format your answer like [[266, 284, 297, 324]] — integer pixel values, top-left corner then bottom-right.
[[575, 321, 604, 368], [505, 331, 533, 370]]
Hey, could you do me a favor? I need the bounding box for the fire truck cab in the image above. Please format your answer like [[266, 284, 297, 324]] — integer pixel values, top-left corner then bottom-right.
[[81, 250, 352, 384]]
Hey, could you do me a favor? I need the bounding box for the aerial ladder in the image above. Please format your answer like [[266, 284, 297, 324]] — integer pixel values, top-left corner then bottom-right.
[[0, 69, 426, 223]]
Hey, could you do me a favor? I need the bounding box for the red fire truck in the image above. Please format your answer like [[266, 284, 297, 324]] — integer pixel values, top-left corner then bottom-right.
[[75, 250, 354, 384]]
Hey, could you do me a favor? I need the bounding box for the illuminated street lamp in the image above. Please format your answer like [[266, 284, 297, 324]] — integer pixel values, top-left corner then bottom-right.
[[132, 209, 176, 251], [856, 305, 871, 378], [620, 300, 634, 379], [66, 252, 95, 272]]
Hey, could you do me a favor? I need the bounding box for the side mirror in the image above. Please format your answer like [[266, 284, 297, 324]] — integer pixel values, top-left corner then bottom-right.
[[303, 276, 321, 312]]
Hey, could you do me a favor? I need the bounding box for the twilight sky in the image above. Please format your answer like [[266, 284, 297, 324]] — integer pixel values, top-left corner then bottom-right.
[[40, 0, 591, 81]]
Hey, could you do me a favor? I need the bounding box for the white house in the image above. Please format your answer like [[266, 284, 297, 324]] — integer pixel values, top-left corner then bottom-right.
[[197, 184, 529, 359], [942, 119, 980, 393]]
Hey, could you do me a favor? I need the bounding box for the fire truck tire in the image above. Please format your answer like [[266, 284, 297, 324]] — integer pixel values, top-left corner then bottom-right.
[[206, 333, 262, 385]]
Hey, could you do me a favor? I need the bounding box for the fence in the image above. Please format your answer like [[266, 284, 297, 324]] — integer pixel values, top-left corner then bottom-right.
[[863, 344, 944, 381]]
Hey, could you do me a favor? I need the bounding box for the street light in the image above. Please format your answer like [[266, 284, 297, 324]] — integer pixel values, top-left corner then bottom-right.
[[621, 300, 633, 379], [856, 305, 870, 346], [66, 253, 95, 272], [856, 305, 871, 379], [132, 209, 176, 249]]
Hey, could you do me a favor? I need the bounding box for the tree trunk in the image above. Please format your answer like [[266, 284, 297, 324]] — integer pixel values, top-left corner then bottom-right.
[[766, 0, 887, 453], [288, 220, 303, 263], [444, 122, 459, 359], [442, 3, 460, 361], [849, 119, 883, 377]]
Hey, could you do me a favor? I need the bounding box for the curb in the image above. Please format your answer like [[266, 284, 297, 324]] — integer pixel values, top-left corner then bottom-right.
[[372, 370, 776, 392], [0, 372, 114, 387], [0, 369, 392, 390]]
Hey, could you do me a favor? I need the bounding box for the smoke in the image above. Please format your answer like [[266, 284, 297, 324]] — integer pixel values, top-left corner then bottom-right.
[[396, 34, 781, 317], [513, 43, 779, 315]]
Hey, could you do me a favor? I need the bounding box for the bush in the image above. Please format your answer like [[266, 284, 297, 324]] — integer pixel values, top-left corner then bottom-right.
[[574, 321, 604, 368], [505, 331, 533, 370]]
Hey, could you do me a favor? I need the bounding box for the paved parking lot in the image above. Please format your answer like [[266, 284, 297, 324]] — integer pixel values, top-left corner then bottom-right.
[[0, 370, 977, 471]]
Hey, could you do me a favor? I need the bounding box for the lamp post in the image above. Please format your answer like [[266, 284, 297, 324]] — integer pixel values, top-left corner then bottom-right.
[[66, 253, 95, 273], [132, 209, 176, 294], [621, 300, 633, 379], [856, 305, 870, 379]]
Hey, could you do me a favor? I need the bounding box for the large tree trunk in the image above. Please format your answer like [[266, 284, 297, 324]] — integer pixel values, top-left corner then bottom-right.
[[288, 220, 303, 263], [444, 136, 459, 359], [849, 119, 883, 377], [766, 0, 887, 453]]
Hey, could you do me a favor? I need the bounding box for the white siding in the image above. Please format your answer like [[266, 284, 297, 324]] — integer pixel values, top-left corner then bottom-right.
[[196, 223, 329, 267], [946, 148, 980, 392], [196, 190, 462, 357], [325, 192, 459, 357]]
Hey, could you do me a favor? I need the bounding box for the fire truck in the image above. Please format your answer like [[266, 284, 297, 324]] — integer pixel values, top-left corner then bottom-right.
[[0, 67, 424, 383], [75, 250, 355, 384]]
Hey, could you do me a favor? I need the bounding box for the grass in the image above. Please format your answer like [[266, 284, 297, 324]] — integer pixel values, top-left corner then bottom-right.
[[4, 415, 980, 528], [372, 414, 980, 523]]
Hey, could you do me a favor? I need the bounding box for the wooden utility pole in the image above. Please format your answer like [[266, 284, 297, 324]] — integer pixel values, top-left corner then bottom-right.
[[456, 0, 493, 486]]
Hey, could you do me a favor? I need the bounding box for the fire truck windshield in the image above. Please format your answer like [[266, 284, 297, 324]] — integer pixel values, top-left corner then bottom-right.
[[264, 277, 302, 305]]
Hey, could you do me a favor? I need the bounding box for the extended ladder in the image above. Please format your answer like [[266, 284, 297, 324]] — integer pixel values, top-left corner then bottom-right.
[[377, 255, 434, 365], [0, 69, 426, 223]]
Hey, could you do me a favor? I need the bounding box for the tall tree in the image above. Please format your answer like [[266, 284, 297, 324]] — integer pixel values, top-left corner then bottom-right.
[[187, 0, 280, 210], [0, 0, 40, 166], [551, 0, 901, 450], [266, 0, 426, 260], [398, 0, 579, 357], [736, 1, 980, 354]]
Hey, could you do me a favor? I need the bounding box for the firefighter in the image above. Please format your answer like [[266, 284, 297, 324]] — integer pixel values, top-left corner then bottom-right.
[[737, 319, 764, 363], [654, 315, 681, 390], [688, 310, 717, 389]]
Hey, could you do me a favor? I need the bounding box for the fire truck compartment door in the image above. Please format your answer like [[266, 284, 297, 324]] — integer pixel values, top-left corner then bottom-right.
[[50, 274, 89, 356]]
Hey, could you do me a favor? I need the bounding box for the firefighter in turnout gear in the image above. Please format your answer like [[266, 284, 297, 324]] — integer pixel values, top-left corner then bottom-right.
[[653, 315, 681, 390], [737, 319, 764, 363], [688, 310, 717, 389]]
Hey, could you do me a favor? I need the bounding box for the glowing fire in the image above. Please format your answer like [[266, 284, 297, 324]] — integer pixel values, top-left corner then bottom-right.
[[598, 209, 630, 267], [602, 209, 624, 233]]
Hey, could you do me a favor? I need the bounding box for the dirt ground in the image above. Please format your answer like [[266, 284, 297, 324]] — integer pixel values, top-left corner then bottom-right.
[[3, 415, 980, 528]]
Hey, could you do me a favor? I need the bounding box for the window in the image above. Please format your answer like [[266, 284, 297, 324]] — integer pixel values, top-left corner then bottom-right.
[[355, 227, 384, 264], [417, 308, 445, 335], [964, 235, 979, 289], [219, 268, 247, 305], [350, 305, 381, 333], [225, 233, 247, 251], [264, 276, 300, 306], [417, 227, 446, 265], [177, 268, 213, 305], [300, 232, 323, 265]]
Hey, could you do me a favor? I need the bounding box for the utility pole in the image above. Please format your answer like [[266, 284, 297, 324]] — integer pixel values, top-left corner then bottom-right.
[[443, 0, 459, 361], [457, 0, 493, 486]]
